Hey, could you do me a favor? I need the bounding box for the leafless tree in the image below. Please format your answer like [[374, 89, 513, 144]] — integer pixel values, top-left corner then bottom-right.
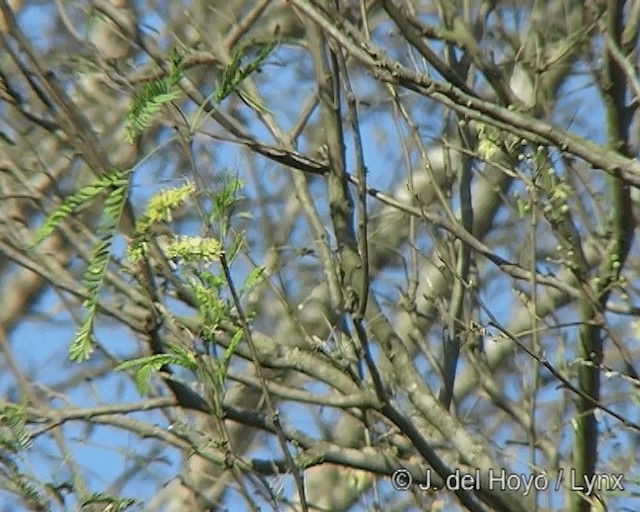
[[1, 1, 640, 511]]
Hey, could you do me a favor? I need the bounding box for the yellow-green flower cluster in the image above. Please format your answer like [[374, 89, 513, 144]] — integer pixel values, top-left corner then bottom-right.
[[166, 236, 222, 263]]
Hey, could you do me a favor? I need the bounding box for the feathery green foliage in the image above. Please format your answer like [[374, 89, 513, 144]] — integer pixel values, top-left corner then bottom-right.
[[126, 49, 184, 142], [188, 271, 226, 327], [31, 170, 129, 247], [0, 405, 47, 510], [115, 343, 197, 394], [118, 174, 260, 394], [72, 173, 129, 361], [209, 175, 244, 243], [220, 328, 243, 386], [80, 493, 137, 512], [32, 168, 130, 361], [242, 266, 265, 291], [0, 458, 48, 512], [215, 42, 277, 103], [0, 404, 30, 454]]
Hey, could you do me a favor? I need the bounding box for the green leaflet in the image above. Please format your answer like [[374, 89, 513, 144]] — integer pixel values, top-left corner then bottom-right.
[[215, 42, 277, 103], [126, 49, 184, 142]]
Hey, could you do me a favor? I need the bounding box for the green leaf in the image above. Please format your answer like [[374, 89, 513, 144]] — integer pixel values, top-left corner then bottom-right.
[[116, 354, 180, 394], [70, 312, 95, 362], [189, 275, 228, 326], [46, 169, 130, 362], [243, 266, 265, 291], [516, 197, 529, 218], [216, 328, 243, 386], [32, 168, 128, 247], [214, 42, 277, 103], [222, 329, 243, 367], [226, 233, 245, 263], [81, 493, 137, 511], [116, 344, 197, 394], [126, 51, 184, 142], [166, 342, 197, 370], [0, 404, 30, 453]]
